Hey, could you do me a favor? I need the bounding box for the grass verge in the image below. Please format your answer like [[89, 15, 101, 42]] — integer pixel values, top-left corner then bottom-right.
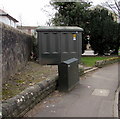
[[81, 56, 117, 67], [2, 62, 58, 101]]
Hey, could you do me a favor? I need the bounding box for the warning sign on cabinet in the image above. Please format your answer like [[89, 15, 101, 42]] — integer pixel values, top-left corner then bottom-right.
[[73, 34, 77, 40]]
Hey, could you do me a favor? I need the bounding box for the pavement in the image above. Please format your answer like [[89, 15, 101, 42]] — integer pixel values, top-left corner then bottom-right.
[[25, 63, 119, 117]]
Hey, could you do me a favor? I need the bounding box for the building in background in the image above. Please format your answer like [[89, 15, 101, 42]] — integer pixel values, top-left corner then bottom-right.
[[0, 9, 18, 28], [17, 26, 38, 37]]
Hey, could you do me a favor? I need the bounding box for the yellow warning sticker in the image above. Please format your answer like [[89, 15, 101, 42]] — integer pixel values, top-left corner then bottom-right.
[[73, 34, 76, 40], [73, 34, 76, 38]]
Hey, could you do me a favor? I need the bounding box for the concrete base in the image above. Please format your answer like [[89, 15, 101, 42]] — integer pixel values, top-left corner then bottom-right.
[[82, 50, 97, 56]]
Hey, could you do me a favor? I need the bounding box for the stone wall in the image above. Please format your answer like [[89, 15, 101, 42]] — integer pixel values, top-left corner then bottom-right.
[[95, 57, 120, 68], [1, 22, 33, 82], [2, 76, 57, 117]]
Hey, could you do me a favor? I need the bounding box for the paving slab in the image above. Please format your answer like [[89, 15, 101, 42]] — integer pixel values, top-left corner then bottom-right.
[[92, 89, 110, 96]]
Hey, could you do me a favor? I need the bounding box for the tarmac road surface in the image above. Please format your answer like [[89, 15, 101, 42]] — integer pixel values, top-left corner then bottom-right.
[[25, 63, 119, 117]]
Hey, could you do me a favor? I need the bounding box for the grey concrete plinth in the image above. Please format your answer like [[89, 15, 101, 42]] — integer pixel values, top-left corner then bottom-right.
[[82, 50, 97, 56]]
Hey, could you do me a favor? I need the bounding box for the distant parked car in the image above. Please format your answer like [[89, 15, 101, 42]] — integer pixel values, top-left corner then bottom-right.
[[104, 50, 115, 56]]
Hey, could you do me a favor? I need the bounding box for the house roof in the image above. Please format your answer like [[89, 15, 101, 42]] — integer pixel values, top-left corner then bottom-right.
[[0, 9, 18, 22]]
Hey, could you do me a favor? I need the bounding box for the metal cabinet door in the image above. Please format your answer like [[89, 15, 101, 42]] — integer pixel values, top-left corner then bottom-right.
[[39, 32, 60, 64], [60, 32, 79, 62]]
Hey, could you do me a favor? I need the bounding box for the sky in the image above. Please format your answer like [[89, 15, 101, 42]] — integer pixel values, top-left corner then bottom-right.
[[0, 0, 110, 26]]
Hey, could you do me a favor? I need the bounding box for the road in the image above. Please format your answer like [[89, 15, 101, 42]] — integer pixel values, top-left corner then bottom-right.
[[25, 63, 119, 117]]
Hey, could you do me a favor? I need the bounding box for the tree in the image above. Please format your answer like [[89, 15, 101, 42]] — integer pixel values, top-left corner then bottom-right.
[[50, 1, 120, 55], [50, 1, 91, 53], [89, 8, 119, 55]]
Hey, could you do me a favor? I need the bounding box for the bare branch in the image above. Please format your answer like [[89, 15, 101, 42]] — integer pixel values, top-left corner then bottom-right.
[[104, 1, 118, 15], [102, 0, 120, 17], [114, 0, 120, 11]]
